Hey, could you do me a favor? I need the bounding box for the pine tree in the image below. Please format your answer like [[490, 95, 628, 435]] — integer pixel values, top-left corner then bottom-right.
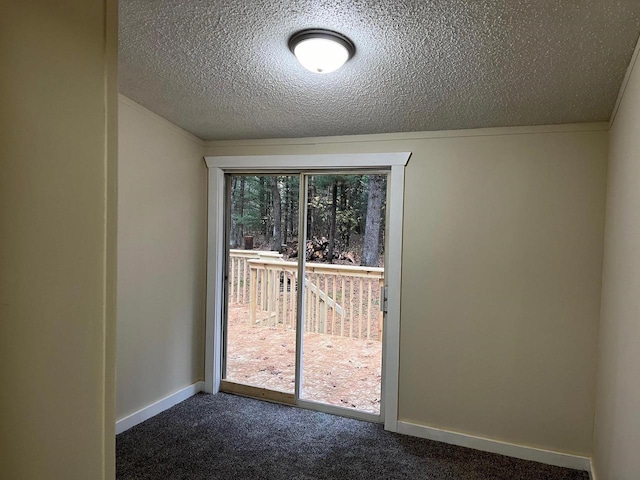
[[361, 175, 384, 266]]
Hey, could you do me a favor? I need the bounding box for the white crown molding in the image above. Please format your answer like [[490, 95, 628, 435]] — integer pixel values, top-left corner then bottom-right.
[[203, 122, 609, 148]]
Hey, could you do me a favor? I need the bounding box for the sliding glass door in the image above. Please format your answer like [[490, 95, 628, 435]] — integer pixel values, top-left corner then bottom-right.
[[222, 171, 387, 418], [223, 174, 299, 399], [299, 174, 385, 415]]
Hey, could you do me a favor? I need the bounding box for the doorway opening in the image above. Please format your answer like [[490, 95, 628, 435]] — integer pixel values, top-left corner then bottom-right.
[[204, 153, 410, 430], [223, 173, 386, 416]]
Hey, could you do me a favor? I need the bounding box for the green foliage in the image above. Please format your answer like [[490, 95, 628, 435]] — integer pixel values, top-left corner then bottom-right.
[[229, 173, 385, 252]]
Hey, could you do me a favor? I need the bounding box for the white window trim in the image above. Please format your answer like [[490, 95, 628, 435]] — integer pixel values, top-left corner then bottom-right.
[[203, 152, 410, 432]]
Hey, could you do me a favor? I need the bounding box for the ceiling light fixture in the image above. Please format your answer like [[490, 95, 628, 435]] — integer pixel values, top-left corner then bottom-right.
[[288, 29, 355, 74]]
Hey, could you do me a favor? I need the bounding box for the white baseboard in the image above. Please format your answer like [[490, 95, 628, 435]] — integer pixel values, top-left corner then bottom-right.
[[116, 381, 205, 434], [396, 421, 591, 472], [589, 460, 598, 480]]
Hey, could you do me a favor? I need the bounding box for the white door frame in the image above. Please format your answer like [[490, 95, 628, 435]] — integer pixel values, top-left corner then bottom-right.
[[203, 152, 410, 432]]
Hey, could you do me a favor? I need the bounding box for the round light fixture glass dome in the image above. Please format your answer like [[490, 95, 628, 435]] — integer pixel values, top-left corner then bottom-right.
[[288, 29, 355, 74]]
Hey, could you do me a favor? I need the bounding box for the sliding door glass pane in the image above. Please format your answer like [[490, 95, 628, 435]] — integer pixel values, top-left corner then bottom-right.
[[224, 174, 299, 394], [300, 174, 385, 414]]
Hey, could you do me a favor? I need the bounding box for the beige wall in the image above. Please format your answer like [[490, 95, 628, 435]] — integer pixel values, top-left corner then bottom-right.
[[116, 97, 206, 420], [593, 52, 640, 478], [0, 1, 117, 479], [204, 125, 607, 455]]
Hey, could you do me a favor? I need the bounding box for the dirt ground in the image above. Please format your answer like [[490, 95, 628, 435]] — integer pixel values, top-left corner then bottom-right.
[[225, 303, 382, 414]]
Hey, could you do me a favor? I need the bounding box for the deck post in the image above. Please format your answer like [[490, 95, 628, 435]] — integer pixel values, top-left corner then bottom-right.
[[249, 267, 257, 325]]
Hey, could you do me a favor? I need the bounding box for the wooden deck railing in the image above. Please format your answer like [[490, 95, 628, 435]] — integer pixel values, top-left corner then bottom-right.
[[228, 249, 384, 341], [228, 249, 283, 304]]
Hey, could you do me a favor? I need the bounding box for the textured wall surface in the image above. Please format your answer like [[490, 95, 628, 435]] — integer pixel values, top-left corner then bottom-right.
[[117, 96, 207, 421], [203, 125, 608, 455], [120, 0, 640, 140], [593, 46, 640, 479]]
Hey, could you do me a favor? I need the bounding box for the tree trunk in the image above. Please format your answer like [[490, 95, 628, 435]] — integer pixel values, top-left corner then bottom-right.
[[270, 177, 282, 251], [283, 178, 289, 244], [289, 180, 296, 239], [259, 177, 268, 238], [341, 181, 349, 247], [230, 177, 238, 247], [361, 175, 384, 267], [327, 180, 338, 262], [308, 178, 316, 238], [234, 177, 245, 247]]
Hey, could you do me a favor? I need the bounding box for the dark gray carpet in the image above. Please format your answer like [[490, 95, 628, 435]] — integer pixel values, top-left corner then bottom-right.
[[117, 393, 589, 480]]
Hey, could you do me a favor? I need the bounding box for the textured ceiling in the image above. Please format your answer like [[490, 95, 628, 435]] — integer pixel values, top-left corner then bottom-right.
[[119, 0, 640, 141]]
